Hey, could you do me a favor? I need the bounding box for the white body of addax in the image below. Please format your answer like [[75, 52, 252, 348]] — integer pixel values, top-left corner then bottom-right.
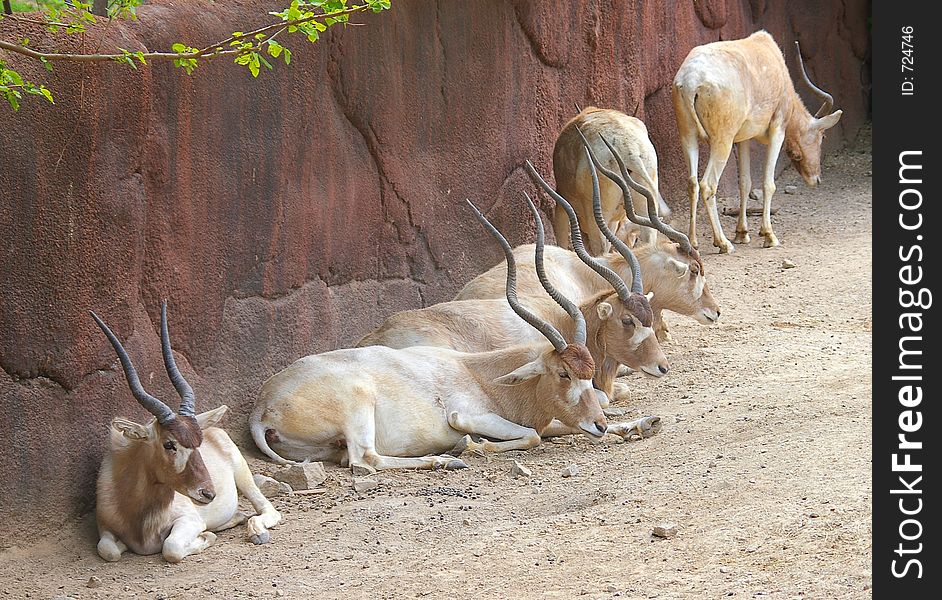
[[553, 107, 671, 253], [672, 30, 842, 253]]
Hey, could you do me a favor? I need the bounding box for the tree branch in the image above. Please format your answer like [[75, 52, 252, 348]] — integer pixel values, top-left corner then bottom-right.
[[0, 3, 374, 64]]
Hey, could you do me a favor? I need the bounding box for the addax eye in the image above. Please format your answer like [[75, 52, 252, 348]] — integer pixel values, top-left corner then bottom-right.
[[559, 371, 570, 380], [163, 441, 176, 451]]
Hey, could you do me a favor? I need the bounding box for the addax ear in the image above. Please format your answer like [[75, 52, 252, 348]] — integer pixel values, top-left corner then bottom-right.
[[111, 417, 151, 441], [645, 291, 655, 301], [196, 404, 229, 430], [815, 109, 842, 131], [596, 302, 614, 321], [667, 257, 690, 277], [493, 360, 546, 386]]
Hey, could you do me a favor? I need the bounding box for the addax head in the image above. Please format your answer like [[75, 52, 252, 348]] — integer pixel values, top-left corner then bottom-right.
[[92, 301, 226, 505], [786, 41, 843, 187], [533, 138, 669, 378], [467, 198, 606, 440], [643, 241, 720, 326]]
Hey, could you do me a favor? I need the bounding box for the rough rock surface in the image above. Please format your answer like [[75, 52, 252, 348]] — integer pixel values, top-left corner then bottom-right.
[[0, 0, 869, 540]]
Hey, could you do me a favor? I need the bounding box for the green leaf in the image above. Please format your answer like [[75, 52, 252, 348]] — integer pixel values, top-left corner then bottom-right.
[[287, 0, 302, 21], [259, 55, 274, 71], [4, 91, 20, 112], [135, 52, 147, 65], [171, 43, 189, 53], [283, 48, 292, 65], [267, 41, 284, 58], [39, 87, 54, 104], [41, 58, 54, 73]]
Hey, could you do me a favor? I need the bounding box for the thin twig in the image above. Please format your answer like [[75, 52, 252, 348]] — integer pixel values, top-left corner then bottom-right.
[[0, 4, 372, 64], [1, 13, 72, 27]]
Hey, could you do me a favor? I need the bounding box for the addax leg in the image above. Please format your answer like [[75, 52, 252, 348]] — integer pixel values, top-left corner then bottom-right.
[[653, 308, 672, 342], [97, 530, 127, 562], [680, 133, 702, 248], [552, 204, 573, 251], [733, 141, 752, 244], [233, 455, 282, 545], [162, 516, 216, 563], [448, 411, 542, 455], [344, 402, 467, 471], [606, 416, 663, 440], [759, 130, 785, 248], [701, 139, 736, 253]]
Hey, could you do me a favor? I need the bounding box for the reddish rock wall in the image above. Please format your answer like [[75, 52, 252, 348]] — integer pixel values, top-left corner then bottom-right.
[[0, 0, 869, 538]]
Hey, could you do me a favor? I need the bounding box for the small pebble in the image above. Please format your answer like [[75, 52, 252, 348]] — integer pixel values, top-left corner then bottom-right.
[[560, 464, 579, 478], [652, 523, 678, 538], [510, 460, 532, 478], [782, 259, 797, 269], [353, 477, 379, 493], [86, 576, 102, 588], [254, 474, 292, 498], [351, 463, 377, 477], [784, 185, 798, 194]]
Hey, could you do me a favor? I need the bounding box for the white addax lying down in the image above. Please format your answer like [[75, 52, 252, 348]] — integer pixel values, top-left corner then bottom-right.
[[92, 302, 281, 563], [251, 200, 661, 471]]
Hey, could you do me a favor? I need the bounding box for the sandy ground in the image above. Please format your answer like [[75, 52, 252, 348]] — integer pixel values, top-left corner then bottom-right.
[[0, 130, 872, 599]]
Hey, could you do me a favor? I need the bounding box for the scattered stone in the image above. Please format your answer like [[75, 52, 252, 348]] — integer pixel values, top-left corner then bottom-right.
[[86, 576, 102, 588], [784, 185, 798, 194], [781, 259, 797, 269], [652, 523, 678, 538], [351, 463, 377, 477], [720, 566, 731, 573], [462, 518, 472, 526], [254, 474, 292, 498], [353, 477, 379, 493], [749, 188, 761, 200], [746, 545, 759, 553], [606, 584, 618, 593], [510, 460, 532, 478], [560, 464, 579, 478], [866, 170, 872, 177], [275, 589, 285, 597], [273, 462, 327, 490]]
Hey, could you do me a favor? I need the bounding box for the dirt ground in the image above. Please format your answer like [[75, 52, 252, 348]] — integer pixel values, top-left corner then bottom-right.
[[0, 129, 872, 599]]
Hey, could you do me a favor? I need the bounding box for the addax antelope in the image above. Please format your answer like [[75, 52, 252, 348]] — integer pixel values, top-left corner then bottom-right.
[[553, 107, 671, 253], [92, 302, 281, 563], [673, 30, 842, 252]]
